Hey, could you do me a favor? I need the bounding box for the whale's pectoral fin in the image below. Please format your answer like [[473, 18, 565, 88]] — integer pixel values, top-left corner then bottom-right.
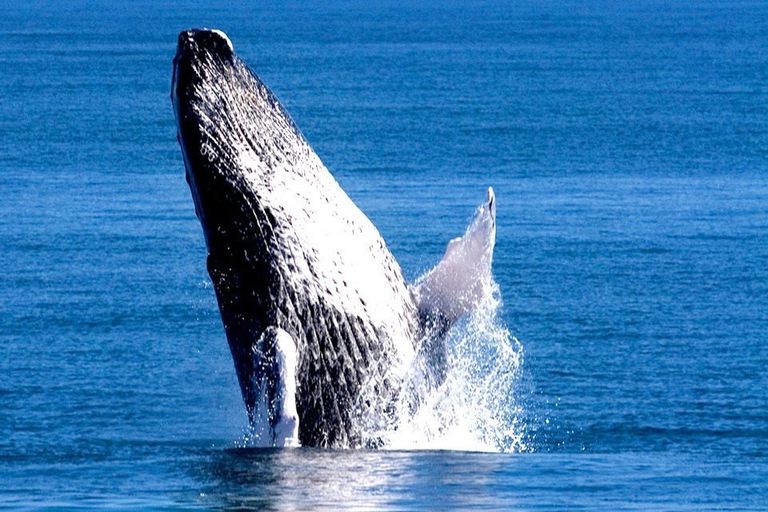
[[206, 256, 300, 447], [408, 188, 496, 393], [252, 327, 301, 447], [414, 187, 496, 325]]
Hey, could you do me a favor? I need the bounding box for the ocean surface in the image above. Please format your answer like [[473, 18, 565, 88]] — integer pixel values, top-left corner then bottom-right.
[[2, 0, 767, 509]]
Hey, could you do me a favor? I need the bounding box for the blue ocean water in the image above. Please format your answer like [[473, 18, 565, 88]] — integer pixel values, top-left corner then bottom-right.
[[2, 0, 767, 509]]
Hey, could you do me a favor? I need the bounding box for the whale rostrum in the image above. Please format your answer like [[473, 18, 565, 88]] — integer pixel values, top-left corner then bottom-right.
[[172, 29, 496, 448]]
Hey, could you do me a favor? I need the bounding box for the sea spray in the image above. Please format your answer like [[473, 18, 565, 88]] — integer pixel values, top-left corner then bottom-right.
[[375, 279, 528, 453]]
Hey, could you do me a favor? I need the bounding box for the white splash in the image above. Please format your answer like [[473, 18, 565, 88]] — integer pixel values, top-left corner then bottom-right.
[[238, 276, 527, 453], [376, 279, 528, 453], [370, 189, 526, 454]]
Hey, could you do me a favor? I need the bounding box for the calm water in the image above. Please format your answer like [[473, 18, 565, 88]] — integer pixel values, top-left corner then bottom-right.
[[2, 0, 767, 509]]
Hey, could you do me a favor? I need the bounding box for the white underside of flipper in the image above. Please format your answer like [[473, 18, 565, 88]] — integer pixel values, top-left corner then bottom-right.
[[271, 328, 300, 447], [414, 188, 496, 322], [253, 327, 300, 448]]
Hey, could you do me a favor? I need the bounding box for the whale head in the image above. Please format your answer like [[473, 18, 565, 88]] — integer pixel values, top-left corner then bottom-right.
[[172, 29, 305, 251]]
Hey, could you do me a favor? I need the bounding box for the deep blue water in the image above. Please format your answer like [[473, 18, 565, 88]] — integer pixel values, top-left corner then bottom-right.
[[2, 0, 768, 509]]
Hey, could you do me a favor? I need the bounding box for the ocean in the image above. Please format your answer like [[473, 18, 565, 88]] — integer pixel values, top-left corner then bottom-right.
[[1, 0, 767, 509]]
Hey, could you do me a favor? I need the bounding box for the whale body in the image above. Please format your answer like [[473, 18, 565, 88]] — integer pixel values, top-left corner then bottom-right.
[[172, 29, 496, 448]]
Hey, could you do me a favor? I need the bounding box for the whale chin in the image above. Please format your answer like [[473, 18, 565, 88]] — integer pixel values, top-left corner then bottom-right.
[[172, 29, 496, 448]]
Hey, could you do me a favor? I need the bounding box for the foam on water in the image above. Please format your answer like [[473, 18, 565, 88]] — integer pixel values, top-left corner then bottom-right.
[[377, 279, 527, 453]]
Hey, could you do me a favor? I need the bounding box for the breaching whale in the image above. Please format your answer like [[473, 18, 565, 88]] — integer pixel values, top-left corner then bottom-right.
[[172, 29, 496, 448]]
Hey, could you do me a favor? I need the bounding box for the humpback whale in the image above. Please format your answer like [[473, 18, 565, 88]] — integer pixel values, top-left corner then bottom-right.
[[172, 29, 496, 448]]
